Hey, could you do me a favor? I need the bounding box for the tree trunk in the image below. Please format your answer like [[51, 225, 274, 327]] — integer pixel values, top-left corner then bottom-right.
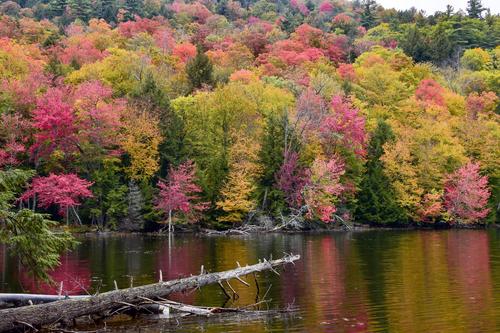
[[0, 254, 299, 332], [121, 180, 144, 231], [71, 206, 83, 225], [168, 209, 172, 234]]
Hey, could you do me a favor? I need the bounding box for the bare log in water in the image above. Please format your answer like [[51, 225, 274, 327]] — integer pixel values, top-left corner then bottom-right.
[[0, 254, 300, 332]]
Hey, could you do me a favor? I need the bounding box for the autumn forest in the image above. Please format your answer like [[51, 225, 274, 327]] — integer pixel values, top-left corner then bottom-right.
[[0, 0, 499, 277]]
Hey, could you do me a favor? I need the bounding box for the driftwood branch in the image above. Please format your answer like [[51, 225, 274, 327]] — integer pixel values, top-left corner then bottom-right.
[[0, 254, 300, 332]]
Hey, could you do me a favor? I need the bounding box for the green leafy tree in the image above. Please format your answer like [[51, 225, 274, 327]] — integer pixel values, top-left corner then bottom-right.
[[355, 121, 407, 225]]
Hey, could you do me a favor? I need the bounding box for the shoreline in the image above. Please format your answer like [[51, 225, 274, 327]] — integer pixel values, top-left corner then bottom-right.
[[68, 222, 499, 237]]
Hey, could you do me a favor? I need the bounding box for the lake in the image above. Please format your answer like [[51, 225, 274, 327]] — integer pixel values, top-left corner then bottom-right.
[[1, 229, 500, 332]]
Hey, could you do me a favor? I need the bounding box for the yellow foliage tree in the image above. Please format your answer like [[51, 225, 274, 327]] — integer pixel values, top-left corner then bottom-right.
[[382, 99, 467, 219], [120, 109, 162, 181], [67, 48, 145, 96], [216, 136, 261, 223]]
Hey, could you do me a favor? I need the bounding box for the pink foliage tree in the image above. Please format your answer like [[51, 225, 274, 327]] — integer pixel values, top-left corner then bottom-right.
[[0, 113, 31, 167], [59, 38, 107, 66], [20, 173, 93, 224], [30, 87, 78, 161], [444, 162, 491, 224], [415, 79, 445, 107], [72, 81, 124, 149], [303, 156, 345, 222], [319, 1, 334, 13], [320, 96, 367, 156], [154, 28, 176, 53], [1, 70, 49, 111], [155, 161, 207, 233], [275, 151, 310, 208], [466, 91, 498, 119], [337, 63, 356, 81], [294, 88, 329, 138]]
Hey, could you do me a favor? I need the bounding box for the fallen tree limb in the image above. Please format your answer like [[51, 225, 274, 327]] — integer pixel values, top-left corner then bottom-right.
[[0, 254, 300, 332], [0, 294, 89, 307]]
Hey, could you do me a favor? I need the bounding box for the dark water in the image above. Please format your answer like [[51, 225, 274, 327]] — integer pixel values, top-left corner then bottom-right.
[[1, 230, 500, 332]]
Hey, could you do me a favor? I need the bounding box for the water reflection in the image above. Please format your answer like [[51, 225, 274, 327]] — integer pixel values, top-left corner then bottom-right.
[[1, 230, 499, 333]]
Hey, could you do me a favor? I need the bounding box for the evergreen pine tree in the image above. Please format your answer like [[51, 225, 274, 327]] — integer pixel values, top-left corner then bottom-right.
[[355, 120, 407, 225], [186, 45, 213, 91], [257, 114, 287, 213], [466, 0, 485, 19], [400, 25, 431, 62], [216, 0, 228, 16], [69, 0, 92, 22], [360, 0, 377, 29], [429, 24, 454, 65], [124, 0, 142, 20], [49, 0, 67, 17], [98, 0, 115, 22]]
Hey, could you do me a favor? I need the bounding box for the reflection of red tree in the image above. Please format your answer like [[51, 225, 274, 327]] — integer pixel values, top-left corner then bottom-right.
[[281, 236, 369, 332], [155, 238, 207, 303], [18, 254, 91, 295], [447, 231, 493, 310]]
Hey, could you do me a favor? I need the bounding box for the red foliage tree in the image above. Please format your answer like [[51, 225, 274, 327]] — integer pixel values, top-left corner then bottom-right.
[[30, 87, 78, 161], [241, 29, 269, 56], [276, 151, 310, 208], [320, 96, 367, 156], [173, 42, 197, 63], [154, 27, 176, 53], [415, 79, 445, 107], [337, 63, 356, 81], [72, 81, 125, 149], [20, 173, 93, 223], [325, 35, 349, 64], [117, 16, 163, 37], [444, 162, 491, 224], [168, 1, 212, 23], [155, 161, 207, 232]]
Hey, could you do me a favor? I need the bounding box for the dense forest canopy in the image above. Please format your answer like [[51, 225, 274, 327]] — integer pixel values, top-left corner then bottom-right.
[[0, 0, 498, 258]]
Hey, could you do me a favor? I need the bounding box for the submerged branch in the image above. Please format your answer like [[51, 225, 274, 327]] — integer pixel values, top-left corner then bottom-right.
[[0, 254, 300, 332]]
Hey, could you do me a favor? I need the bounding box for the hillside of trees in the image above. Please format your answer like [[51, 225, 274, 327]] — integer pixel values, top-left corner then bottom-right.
[[0, 0, 498, 243]]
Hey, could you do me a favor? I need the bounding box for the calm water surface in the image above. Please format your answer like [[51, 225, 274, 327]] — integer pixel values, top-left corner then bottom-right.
[[1, 230, 500, 332]]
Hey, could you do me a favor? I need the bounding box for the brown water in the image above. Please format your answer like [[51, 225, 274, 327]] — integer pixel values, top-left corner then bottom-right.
[[1, 230, 500, 332]]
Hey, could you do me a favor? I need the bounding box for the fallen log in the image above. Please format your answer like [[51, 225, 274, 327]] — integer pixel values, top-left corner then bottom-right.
[[0, 294, 89, 307], [0, 253, 300, 332]]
